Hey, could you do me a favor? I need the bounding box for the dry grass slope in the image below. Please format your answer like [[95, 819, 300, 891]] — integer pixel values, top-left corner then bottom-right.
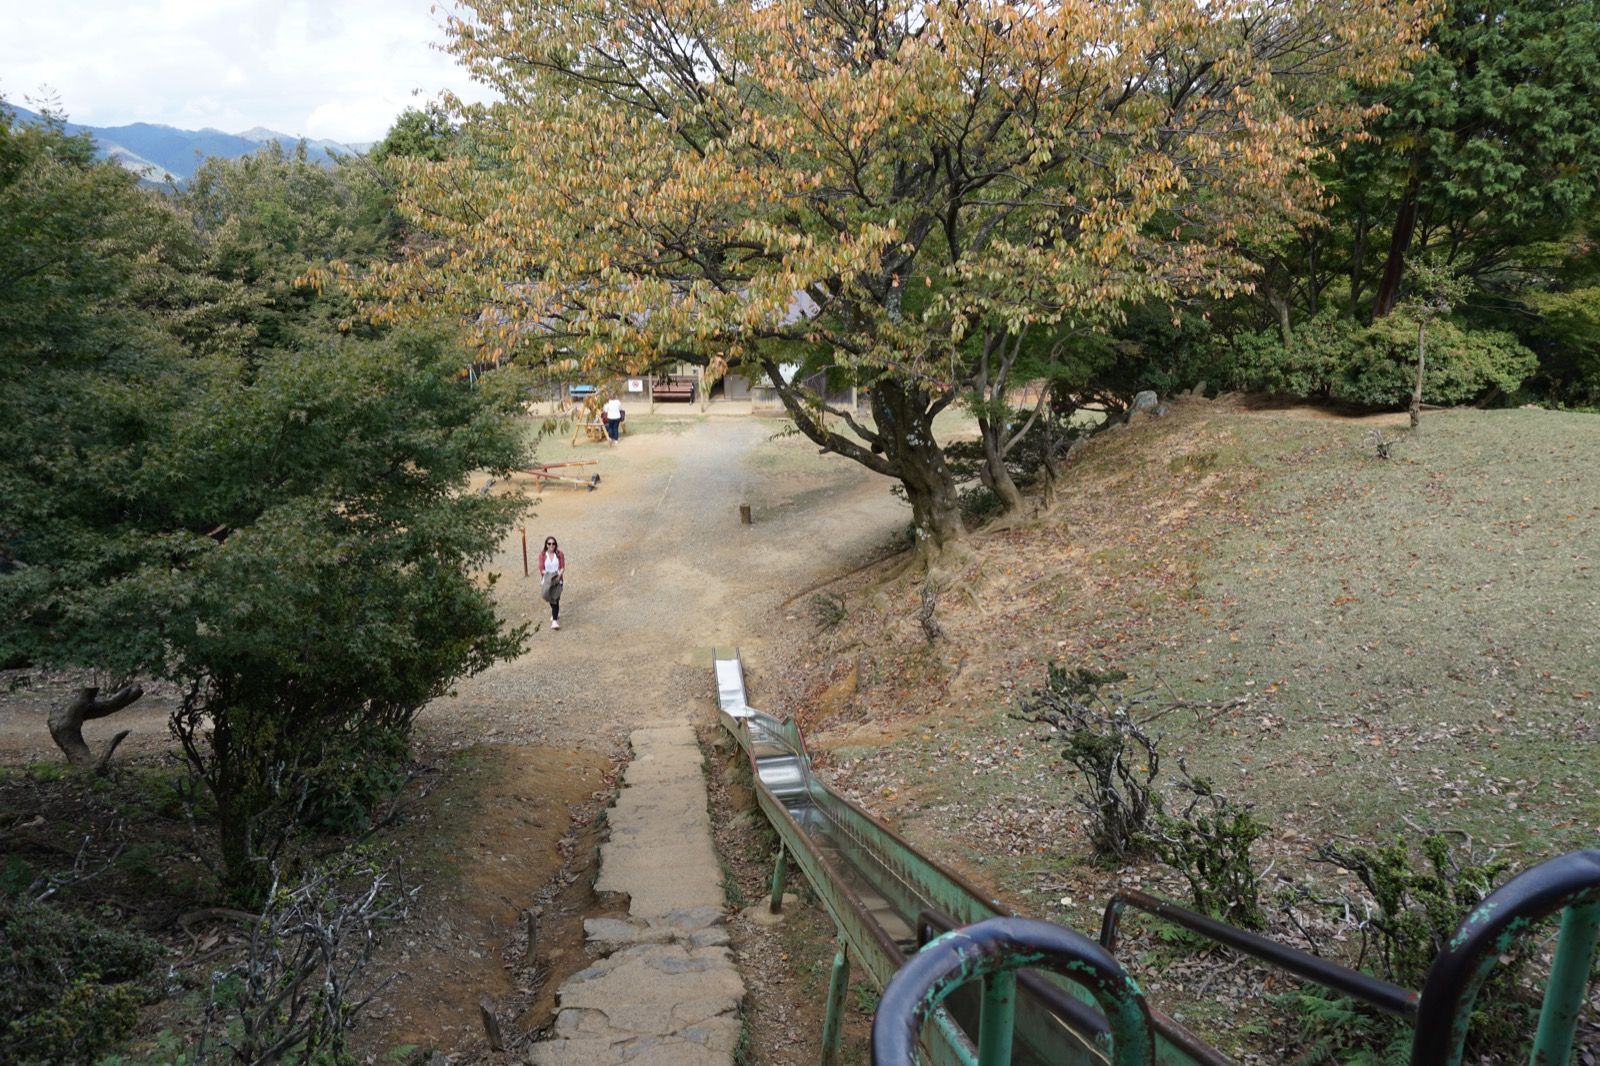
[[770, 398, 1600, 1061]]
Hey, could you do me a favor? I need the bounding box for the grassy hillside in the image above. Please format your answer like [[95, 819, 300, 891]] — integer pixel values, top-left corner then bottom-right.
[[773, 396, 1600, 1058]]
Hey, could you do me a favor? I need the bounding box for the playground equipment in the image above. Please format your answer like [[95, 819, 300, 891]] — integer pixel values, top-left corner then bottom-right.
[[568, 392, 627, 444], [520, 460, 601, 491], [711, 651, 1600, 1066]]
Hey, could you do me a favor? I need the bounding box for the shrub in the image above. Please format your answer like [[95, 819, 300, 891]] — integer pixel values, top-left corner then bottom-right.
[[299, 727, 412, 837], [0, 895, 163, 1064], [1016, 665, 1159, 862], [1212, 311, 1537, 407], [195, 861, 411, 1066], [8, 976, 142, 1065], [1521, 285, 1600, 407], [1151, 762, 1268, 929], [1313, 834, 1534, 1057], [1341, 315, 1536, 407], [1277, 985, 1413, 1066], [808, 592, 847, 629]]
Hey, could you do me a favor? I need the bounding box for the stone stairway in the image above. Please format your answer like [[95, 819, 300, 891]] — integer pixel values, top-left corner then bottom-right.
[[529, 722, 743, 1066]]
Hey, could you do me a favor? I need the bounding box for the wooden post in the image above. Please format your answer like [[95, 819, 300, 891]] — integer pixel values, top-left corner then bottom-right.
[[739, 504, 752, 526], [697, 365, 707, 412], [520, 528, 528, 577]]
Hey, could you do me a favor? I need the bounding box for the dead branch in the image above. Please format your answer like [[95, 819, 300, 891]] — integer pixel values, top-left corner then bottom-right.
[[48, 683, 144, 773]]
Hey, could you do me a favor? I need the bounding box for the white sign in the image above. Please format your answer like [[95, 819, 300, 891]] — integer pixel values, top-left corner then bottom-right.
[[626, 378, 645, 393]]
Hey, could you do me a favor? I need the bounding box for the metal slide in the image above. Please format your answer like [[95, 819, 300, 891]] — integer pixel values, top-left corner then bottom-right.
[[715, 650, 1219, 1066], [713, 650, 1600, 1066]]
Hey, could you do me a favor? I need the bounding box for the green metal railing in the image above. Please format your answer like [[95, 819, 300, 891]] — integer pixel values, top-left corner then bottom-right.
[[714, 651, 1600, 1066]]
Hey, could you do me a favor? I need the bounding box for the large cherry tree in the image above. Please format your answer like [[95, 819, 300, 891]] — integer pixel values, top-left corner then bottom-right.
[[362, 0, 1426, 556]]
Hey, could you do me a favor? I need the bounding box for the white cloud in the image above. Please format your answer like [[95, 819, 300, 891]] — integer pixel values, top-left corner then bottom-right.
[[0, 0, 498, 142]]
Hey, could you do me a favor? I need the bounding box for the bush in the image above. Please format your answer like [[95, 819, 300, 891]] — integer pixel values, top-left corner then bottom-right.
[[1, 896, 163, 1064], [1343, 316, 1536, 407], [1212, 311, 1537, 407], [194, 861, 411, 1066], [1151, 763, 1268, 929], [1313, 834, 1533, 1057], [1522, 285, 1600, 406], [1277, 985, 1413, 1066], [299, 727, 412, 837], [1015, 666, 1159, 863]]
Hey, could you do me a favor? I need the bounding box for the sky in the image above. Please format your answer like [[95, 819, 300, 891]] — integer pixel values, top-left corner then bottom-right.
[[0, 0, 498, 144]]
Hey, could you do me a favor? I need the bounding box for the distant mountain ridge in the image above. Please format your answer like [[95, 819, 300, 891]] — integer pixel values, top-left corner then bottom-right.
[[2, 103, 373, 183]]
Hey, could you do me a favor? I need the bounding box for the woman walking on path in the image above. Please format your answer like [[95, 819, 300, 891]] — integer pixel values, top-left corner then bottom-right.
[[538, 536, 566, 629]]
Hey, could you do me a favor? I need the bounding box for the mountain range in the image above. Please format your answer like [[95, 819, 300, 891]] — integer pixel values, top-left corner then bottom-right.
[[2, 103, 373, 183]]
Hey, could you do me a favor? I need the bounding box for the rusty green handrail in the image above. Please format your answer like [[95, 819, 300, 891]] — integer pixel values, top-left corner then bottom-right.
[[872, 918, 1157, 1066], [714, 651, 1600, 1065], [1410, 849, 1600, 1066]]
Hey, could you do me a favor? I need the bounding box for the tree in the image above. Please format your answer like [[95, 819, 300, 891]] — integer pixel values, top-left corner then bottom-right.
[[163, 329, 530, 900], [182, 142, 390, 349], [370, 104, 456, 165], [0, 108, 532, 900], [1368, 0, 1600, 318], [357, 0, 1427, 558], [0, 105, 253, 768]]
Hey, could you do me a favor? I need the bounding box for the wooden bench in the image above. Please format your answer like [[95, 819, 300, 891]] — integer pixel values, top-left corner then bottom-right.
[[652, 376, 696, 402]]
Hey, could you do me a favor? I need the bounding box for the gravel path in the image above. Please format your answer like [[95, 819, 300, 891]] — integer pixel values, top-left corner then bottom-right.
[[422, 413, 907, 754]]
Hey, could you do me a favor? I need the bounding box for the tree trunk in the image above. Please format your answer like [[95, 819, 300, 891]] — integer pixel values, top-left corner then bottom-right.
[[1346, 209, 1369, 319], [757, 361, 962, 558], [48, 684, 142, 773], [1411, 320, 1426, 432], [1374, 165, 1423, 319], [975, 414, 1025, 516], [873, 380, 963, 555], [1306, 232, 1322, 316], [1271, 292, 1293, 343]]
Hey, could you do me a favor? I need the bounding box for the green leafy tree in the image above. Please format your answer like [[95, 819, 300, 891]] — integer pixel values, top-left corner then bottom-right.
[[1364, 0, 1600, 317], [355, 0, 1427, 558], [182, 142, 391, 349], [0, 107, 532, 900], [370, 104, 456, 165]]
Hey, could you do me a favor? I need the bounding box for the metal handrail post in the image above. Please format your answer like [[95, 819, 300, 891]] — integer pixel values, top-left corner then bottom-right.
[[821, 947, 852, 1066], [977, 970, 1018, 1066], [770, 843, 789, 914], [1530, 899, 1600, 1066], [1411, 849, 1600, 1066], [872, 917, 1155, 1066]]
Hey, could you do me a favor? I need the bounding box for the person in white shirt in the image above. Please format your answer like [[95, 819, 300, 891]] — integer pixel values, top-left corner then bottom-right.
[[601, 397, 624, 444], [538, 537, 566, 629]]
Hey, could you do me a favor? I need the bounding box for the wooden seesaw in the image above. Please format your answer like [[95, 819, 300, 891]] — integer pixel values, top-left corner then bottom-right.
[[477, 461, 602, 496], [521, 460, 601, 491]]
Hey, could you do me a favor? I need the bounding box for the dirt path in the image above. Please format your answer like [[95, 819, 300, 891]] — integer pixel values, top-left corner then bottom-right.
[[422, 414, 908, 753], [361, 415, 908, 1056]]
